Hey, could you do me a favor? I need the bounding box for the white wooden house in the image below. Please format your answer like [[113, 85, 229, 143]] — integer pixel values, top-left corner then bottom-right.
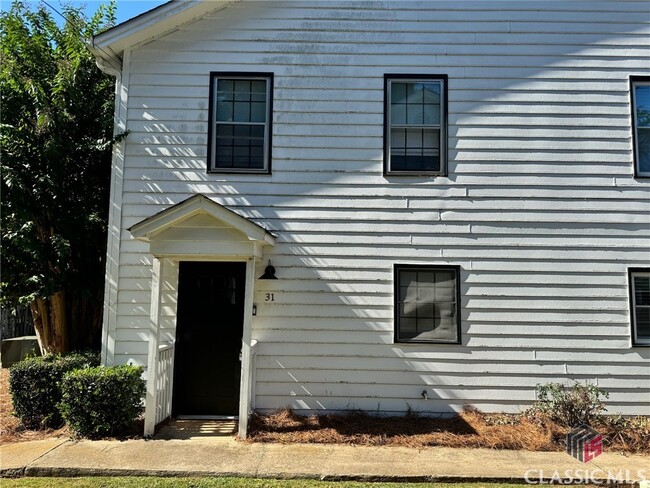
[[90, 0, 650, 438]]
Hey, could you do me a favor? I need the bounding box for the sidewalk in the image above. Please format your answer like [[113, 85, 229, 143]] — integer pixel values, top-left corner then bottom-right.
[[2, 434, 648, 483]]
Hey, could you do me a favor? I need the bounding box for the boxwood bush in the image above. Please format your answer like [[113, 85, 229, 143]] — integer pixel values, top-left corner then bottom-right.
[[59, 365, 145, 438], [9, 351, 100, 429]]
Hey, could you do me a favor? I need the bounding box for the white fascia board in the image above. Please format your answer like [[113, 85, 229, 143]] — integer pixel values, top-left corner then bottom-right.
[[92, 0, 233, 62], [129, 194, 276, 245]]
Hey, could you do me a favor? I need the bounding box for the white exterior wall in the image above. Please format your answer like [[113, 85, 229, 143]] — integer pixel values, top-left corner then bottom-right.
[[106, 1, 650, 415]]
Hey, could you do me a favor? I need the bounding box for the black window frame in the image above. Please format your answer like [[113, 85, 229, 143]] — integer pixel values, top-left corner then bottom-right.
[[629, 267, 650, 347], [207, 71, 273, 174], [393, 264, 461, 344], [630, 75, 650, 179], [383, 74, 448, 177]]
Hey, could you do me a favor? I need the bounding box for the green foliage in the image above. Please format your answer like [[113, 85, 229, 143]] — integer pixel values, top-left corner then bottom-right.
[[8, 351, 100, 428], [59, 365, 146, 438], [0, 0, 118, 350], [529, 382, 608, 427]]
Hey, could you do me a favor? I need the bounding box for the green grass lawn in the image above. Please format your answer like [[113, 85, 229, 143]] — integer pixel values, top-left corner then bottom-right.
[[1, 478, 531, 488]]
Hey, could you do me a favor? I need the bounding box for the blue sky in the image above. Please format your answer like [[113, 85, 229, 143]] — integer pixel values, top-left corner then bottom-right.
[[2, 1, 169, 25]]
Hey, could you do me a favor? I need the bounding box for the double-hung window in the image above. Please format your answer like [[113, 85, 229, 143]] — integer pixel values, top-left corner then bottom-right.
[[394, 264, 461, 344], [384, 75, 447, 175], [629, 269, 650, 346], [631, 76, 650, 177], [208, 72, 272, 173]]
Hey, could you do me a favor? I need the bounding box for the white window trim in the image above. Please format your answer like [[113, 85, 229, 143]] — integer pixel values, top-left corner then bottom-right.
[[632, 79, 650, 178], [385, 76, 447, 176], [209, 74, 272, 174], [630, 270, 650, 346]]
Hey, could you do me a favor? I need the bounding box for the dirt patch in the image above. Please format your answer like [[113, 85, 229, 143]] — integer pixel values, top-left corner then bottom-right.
[[0, 368, 69, 444], [248, 408, 649, 454]]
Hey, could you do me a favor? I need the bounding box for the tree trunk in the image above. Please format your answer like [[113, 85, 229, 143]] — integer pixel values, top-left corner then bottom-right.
[[30, 290, 102, 354], [30, 291, 69, 354]]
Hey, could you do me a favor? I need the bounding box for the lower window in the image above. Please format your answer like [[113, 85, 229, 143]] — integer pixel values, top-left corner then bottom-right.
[[629, 269, 650, 346], [394, 264, 461, 344]]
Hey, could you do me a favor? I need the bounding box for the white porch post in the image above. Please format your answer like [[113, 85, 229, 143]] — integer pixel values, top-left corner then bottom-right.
[[144, 257, 163, 437], [238, 257, 257, 439]]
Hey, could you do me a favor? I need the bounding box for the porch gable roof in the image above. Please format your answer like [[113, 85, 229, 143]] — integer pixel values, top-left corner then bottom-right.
[[128, 194, 276, 246]]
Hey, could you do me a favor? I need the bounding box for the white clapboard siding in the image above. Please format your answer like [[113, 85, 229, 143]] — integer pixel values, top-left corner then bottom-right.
[[107, 0, 650, 416]]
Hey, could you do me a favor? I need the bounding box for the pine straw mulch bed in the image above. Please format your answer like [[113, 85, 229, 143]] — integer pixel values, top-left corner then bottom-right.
[[247, 408, 650, 454], [2, 364, 648, 454]]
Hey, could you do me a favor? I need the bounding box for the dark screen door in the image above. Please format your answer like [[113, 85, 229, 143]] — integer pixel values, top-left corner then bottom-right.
[[172, 261, 245, 416]]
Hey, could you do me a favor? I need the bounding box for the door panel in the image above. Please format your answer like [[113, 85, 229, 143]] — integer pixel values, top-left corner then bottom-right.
[[172, 261, 245, 416]]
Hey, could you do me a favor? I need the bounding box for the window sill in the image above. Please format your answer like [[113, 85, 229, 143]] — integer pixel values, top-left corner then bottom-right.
[[385, 171, 448, 177], [395, 339, 461, 345], [207, 169, 271, 175]]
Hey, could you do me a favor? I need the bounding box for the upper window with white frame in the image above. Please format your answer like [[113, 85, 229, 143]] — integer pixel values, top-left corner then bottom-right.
[[630, 269, 650, 346], [384, 74, 447, 176], [208, 73, 272, 173], [631, 76, 650, 178], [394, 264, 460, 344]]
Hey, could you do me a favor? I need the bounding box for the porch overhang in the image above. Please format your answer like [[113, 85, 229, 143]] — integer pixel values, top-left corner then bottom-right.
[[128, 194, 276, 258]]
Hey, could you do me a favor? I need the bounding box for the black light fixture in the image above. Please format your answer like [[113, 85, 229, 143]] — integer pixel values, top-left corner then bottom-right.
[[259, 260, 277, 280]]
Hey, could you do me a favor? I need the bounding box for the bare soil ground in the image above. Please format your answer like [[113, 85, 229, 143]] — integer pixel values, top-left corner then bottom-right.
[[0, 368, 69, 444]]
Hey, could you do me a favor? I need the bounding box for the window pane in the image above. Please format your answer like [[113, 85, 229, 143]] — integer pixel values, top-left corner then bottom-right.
[[251, 101, 267, 122], [423, 82, 441, 104], [217, 101, 233, 122], [399, 318, 418, 339], [216, 124, 233, 137], [423, 103, 441, 125], [219, 79, 233, 92], [635, 85, 650, 127], [391, 128, 440, 172], [407, 83, 424, 103], [234, 101, 251, 122], [235, 80, 250, 97], [391, 82, 406, 103], [638, 128, 650, 174], [391, 103, 406, 124], [634, 276, 650, 306], [251, 80, 266, 94], [636, 307, 650, 339], [406, 104, 424, 124]]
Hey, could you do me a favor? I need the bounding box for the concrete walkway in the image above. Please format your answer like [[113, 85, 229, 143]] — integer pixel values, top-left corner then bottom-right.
[[1, 432, 649, 482]]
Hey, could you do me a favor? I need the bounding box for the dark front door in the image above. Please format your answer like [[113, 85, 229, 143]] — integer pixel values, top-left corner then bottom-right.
[[172, 261, 245, 416]]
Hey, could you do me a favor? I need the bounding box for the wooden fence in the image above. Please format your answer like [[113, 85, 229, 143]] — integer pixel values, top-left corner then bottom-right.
[[0, 305, 34, 341]]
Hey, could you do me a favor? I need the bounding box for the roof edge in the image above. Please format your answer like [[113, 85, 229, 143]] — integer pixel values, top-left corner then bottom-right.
[[92, 0, 234, 64]]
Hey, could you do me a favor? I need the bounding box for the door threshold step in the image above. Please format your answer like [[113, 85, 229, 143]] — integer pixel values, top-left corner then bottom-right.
[[176, 415, 239, 420]]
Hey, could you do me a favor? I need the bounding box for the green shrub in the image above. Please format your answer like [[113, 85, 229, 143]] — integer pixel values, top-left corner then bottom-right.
[[528, 382, 608, 427], [59, 365, 145, 438], [9, 351, 100, 429]]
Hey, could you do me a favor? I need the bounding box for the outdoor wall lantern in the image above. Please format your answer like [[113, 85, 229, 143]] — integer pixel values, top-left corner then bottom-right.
[[259, 260, 278, 280]]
